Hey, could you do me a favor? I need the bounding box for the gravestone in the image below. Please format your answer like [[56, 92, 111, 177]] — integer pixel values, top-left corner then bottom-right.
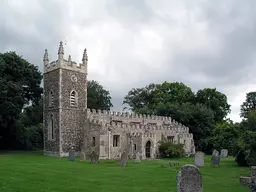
[[120, 135, 132, 166], [240, 166, 256, 192], [220, 149, 228, 158], [68, 148, 75, 162], [90, 151, 99, 164], [211, 153, 220, 167], [80, 151, 86, 161], [120, 150, 129, 166], [134, 152, 141, 163], [194, 152, 204, 167], [212, 149, 219, 156], [177, 164, 203, 192]]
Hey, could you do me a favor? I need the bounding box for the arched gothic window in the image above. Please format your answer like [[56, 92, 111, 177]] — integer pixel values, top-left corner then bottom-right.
[[48, 114, 54, 140], [49, 91, 54, 107], [70, 90, 78, 107]]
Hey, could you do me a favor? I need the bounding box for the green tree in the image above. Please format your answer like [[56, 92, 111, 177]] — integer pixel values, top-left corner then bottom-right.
[[245, 110, 256, 131], [123, 83, 159, 112], [0, 52, 42, 149], [123, 81, 194, 113], [240, 92, 256, 119], [210, 120, 242, 156], [153, 82, 195, 105], [87, 80, 113, 110], [235, 130, 256, 166], [21, 96, 43, 126], [194, 88, 231, 123]]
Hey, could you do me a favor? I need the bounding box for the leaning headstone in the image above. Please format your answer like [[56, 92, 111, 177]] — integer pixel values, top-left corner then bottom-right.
[[134, 152, 141, 163], [80, 151, 86, 161], [211, 153, 220, 167], [68, 148, 75, 162], [194, 152, 204, 167], [177, 164, 203, 192], [90, 151, 99, 164], [212, 149, 219, 156], [240, 166, 256, 192]]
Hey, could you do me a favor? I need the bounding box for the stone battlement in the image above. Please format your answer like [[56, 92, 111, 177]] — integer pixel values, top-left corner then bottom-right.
[[44, 59, 87, 73], [86, 108, 191, 134]]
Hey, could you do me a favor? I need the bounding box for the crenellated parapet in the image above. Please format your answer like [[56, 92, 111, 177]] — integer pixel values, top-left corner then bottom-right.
[[86, 108, 190, 134], [44, 41, 88, 74]]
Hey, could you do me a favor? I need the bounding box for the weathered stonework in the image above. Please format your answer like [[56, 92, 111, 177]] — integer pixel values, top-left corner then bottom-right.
[[43, 42, 196, 159]]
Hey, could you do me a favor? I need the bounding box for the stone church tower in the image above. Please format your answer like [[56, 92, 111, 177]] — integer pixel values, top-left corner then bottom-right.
[[43, 42, 88, 156]]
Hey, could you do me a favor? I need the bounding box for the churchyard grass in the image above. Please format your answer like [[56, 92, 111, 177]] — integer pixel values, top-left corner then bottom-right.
[[0, 152, 250, 192]]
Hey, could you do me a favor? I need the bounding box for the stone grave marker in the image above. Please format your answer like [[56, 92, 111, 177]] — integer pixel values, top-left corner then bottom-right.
[[220, 149, 228, 158], [80, 151, 86, 161], [212, 149, 219, 156], [194, 152, 204, 167], [211, 152, 220, 167], [134, 152, 141, 163], [90, 151, 99, 164], [240, 166, 256, 192], [120, 136, 132, 166], [177, 164, 203, 192], [120, 150, 129, 166], [68, 148, 75, 162]]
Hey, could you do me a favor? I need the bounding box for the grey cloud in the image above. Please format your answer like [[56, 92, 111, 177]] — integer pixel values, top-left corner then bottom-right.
[[0, 0, 72, 72], [0, 0, 255, 121], [106, 0, 154, 27]]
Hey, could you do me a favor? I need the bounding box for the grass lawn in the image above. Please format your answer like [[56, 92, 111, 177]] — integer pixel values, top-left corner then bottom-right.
[[0, 152, 251, 192]]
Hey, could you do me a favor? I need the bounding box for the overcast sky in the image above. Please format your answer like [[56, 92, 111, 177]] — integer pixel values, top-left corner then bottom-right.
[[1, 0, 256, 122]]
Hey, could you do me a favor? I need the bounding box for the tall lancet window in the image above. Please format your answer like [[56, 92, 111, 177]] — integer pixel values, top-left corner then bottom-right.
[[70, 90, 78, 107], [48, 114, 54, 140], [49, 91, 54, 107]]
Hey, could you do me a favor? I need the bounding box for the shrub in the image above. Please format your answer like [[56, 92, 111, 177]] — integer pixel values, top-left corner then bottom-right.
[[235, 150, 248, 167], [158, 141, 185, 158], [235, 131, 256, 167]]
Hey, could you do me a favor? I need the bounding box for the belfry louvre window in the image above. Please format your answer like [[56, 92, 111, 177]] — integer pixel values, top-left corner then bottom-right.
[[70, 90, 77, 107], [113, 135, 120, 147]]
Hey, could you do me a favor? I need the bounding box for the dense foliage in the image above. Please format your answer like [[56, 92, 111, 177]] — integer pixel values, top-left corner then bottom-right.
[[208, 120, 242, 156], [0, 52, 43, 149]]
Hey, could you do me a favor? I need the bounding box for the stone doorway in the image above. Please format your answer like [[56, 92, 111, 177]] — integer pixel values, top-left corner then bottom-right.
[[145, 141, 151, 158]]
